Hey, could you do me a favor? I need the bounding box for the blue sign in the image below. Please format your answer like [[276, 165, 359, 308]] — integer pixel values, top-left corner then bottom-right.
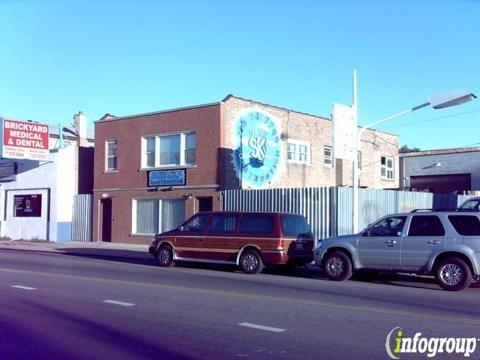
[[231, 110, 281, 188], [148, 169, 186, 187]]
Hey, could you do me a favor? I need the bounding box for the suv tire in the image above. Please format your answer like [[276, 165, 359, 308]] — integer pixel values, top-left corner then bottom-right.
[[158, 244, 175, 267], [435, 257, 472, 291], [239, 250, 264, 274], [323, 250, 353, 281]]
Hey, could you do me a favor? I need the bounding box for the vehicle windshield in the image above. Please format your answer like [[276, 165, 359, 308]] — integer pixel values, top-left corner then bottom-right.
[[281, 214, 311, 237]]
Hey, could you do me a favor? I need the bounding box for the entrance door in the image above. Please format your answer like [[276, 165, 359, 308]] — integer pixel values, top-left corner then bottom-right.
[[197, 197, 213, 212], [101, 198, 112, 242]]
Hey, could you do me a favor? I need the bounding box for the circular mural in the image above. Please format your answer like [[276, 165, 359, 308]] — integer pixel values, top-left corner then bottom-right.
[[231, 110, 281, 188]]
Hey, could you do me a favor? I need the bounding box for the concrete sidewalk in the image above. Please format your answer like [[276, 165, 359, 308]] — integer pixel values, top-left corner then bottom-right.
[[0, 240, 150, 262]]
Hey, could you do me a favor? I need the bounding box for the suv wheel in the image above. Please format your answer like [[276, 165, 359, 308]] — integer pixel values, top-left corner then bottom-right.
[[435, 257, 472, 291], [157, 245, 175, 267], [239, 250, 264, 274], [323, 251, 353, 281]]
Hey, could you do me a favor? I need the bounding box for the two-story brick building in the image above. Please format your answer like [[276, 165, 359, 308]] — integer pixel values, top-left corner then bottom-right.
[[93, 95, 399, 244]]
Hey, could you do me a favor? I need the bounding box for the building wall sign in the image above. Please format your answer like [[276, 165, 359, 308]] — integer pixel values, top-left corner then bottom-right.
[[148, 169, 186, 187], [14, 194, 42, 217], [0, 118, 49, 161], [231, 109, 281, 188]]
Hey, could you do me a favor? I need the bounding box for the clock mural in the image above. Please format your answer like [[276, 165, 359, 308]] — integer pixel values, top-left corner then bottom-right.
[[231, 109, 281, 188]]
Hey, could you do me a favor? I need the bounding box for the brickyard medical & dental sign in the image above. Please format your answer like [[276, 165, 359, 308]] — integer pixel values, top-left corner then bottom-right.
[[0, 118, 49, 161]]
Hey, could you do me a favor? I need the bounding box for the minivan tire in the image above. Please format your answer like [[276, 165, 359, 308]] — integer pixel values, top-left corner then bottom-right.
[[323, 251, 353, 281], [435, 257, 472, 291], [239, 250, 264, 274], [157, 244, 175, 267]]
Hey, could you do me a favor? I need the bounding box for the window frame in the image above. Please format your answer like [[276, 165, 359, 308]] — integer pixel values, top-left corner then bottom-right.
[[407, 215, 446, 237], [132, 197, 185, 235], [287, 139, 311, 165], [141, 131, 196, 169], [381, 155, 395, 180], [105, 139, 118, 172], [323, 145, 333, 167]]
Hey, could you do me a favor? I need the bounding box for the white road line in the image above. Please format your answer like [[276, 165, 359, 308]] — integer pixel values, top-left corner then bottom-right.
[[11, 285, 36, 290], [238, 322, 286, 333], [102, 300, 135, 307]]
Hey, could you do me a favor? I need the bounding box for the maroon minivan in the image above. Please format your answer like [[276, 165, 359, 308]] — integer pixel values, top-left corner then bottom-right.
[[149, 211, 314, 274]]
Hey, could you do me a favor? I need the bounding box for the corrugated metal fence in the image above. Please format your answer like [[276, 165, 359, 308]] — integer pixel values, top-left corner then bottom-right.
[[223, 187, 472, 241], [71, 194, 93, 242]]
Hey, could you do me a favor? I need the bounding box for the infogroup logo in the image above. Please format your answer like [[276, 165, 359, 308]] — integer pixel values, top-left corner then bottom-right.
[[385, 327, 479, 359]]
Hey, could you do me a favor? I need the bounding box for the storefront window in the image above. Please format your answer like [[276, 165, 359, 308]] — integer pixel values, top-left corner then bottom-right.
[[134, 198, 185, 234]]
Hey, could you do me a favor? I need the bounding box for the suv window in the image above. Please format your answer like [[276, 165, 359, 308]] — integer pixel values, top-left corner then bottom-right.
[[370, 216, 406, 237], [181, 214, 209, 232], [458, 199, 480, 212], [281, 215, 311, 237], [210, 214, 237, 233], [239, 214, 273, 234], [408, 215, 445, 236], [448, 215, 480, 236]]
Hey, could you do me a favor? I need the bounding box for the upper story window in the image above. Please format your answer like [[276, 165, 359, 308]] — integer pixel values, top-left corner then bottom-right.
[[287, 140, 310, 164], [381, 156, 394, 180], [357, 151, 362, 170], [105, 140, 118, 172], [324, 146, 333, 167], [142, 132, 196, 169]]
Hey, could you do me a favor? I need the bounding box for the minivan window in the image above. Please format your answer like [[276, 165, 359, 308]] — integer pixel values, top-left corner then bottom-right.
[[448, 215, 480, 236], [239, 214, 273, 234], [408, 215, 445, 236], [210, 215, 237, 233], [281, 214, 310, 237], [181, 214, 208, 232]]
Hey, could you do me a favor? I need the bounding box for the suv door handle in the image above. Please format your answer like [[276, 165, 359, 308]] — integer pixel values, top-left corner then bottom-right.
[[427, 240, 441, 245], [385, 240, 398, 247]]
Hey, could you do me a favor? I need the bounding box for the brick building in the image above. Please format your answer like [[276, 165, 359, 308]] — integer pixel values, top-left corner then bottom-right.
[[93, 95, 399, 244]]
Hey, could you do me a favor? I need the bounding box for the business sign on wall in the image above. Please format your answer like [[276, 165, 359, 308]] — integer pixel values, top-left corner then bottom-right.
[[0, 118, 49, 161], [148, 169, 186, 187], [231, 109, 281, 188], [332, 103, 357, 161]]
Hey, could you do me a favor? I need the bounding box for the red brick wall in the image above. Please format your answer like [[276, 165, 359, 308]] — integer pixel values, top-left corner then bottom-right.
[[93, 104, 222, 243]]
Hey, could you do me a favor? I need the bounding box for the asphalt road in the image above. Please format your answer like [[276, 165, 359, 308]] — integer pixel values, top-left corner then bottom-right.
[[1, 250, 479, 360]]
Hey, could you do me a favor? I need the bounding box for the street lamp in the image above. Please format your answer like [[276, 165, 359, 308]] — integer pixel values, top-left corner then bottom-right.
[[352, 90, 477, 233]]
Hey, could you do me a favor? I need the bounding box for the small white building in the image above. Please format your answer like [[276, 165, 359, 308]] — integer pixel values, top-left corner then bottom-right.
[[0, 112, 94, 242]]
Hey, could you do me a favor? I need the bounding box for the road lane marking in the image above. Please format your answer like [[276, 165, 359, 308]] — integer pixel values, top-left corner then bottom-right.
[[11, 285, 36, 290], [1, 266, 479, 326], [238, 322, 285, 333], [102, 300, 135, 307]]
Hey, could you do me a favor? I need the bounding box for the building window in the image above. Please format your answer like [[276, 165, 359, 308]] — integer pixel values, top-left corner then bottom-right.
[[324, 146, 333, 167], [133, 198, 185, 235], [357, 151, 362, 170], [106, 140, 118, 171], [142, 132, 196, 168], [287, 140, 310, 164], [381, 156, 394, 179]]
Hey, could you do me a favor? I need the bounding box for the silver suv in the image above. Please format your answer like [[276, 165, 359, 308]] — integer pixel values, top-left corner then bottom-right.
[[314, 211, 480, 291]]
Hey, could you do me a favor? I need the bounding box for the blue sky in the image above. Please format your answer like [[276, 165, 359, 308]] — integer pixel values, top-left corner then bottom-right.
[[0, 0, 478, 150]]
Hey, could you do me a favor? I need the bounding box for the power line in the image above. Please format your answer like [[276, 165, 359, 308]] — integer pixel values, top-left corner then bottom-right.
[[377, 107, 480, 130]]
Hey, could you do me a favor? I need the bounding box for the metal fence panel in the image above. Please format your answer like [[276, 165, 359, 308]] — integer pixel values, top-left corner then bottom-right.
[[71, 194, 93, 242], [223, 188, 475, 241]]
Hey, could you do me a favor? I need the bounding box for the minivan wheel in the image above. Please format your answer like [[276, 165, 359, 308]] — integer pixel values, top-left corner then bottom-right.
[[435, 257, 472, 291], [239, 250, 264, 274], [157, 245, 175, 267], [323, 251, 353, 281]]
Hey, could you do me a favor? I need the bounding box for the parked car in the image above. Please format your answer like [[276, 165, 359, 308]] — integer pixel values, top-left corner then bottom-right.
[[457, 197, 480, 212], [149, 211, 314, 274], [314, 211, 480, 291]]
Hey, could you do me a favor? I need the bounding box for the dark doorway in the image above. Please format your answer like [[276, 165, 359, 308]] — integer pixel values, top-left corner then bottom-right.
[[101, 198, 112, 242], [197, 197, 213, 212]]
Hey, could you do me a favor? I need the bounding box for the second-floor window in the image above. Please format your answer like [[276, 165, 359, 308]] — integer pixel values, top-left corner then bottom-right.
[[287, 140, 310, 164], [324, 146, 333, 167], [142, 132, 196, 168], [105, 140, 118, 171], [381, 156, 394, 179]]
